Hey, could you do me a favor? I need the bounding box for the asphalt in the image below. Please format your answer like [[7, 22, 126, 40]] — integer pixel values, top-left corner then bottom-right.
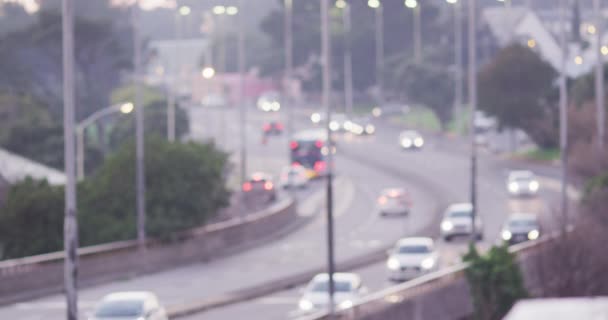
[[0, 105, 569, 320]]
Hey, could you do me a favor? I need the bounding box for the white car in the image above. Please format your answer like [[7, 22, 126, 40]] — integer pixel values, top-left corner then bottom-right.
[[506, 170, 540, 197], [329, 113, 349, 132], [298, 273, 366, 313], [440, 203, 483, 241], [376, 188, 411, 216], [90, 291, 168, 320], [386, 237, 440, 281], [280, 165, 308, 189], [257, 92, 281, 112], [399, 130, 424, 150]]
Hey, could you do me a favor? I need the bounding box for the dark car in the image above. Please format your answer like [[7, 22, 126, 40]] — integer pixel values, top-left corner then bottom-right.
[[263, 121, 284, 136], [500, 213, 540, 245], [242, 172, 277, 205]]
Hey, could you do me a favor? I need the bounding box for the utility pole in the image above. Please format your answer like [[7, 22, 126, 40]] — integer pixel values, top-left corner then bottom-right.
[[132, 3, 147, 254], [414, 4, 422, 63], [375, 4, 384, 104], [218, 14, 227, 147], [239, 0, 247, 186], [321, 0, 335, 316], [559, 0, 569, 225], [62, 0, 78, 318], [468, 0, 478, 244], [285, 0, 294, 186], [453, 0, 463, 121], [343, 2, 354, 118], [595, 0, 605, 150]]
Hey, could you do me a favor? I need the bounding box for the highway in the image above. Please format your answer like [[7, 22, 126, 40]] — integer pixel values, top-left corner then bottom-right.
[[0, 104, 565, 320]]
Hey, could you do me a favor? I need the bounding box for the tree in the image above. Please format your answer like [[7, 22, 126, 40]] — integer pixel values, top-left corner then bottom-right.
[[478, 44, 558, 148], [464, 244, 528, 320]]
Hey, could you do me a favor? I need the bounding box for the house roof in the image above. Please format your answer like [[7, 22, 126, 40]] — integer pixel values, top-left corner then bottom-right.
[[0, 148, 65, 185]]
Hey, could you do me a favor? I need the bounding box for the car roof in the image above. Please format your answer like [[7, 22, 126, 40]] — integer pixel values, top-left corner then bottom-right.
[[508, 213, 538, 222], [381, 188, 405, 195], [250, 172, 272, 181], [312, 272, 360, 284], [509, 170, 535, 179], [400, 130, 421, 136], [102, 291, 154, 302], [446, 203, 473, 212], [397, 237, 434, 247]]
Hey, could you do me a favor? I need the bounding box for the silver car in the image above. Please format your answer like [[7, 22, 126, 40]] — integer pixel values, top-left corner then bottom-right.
[[298, 273, 366, 313], [376, 188, 411, 216], [386, 237, 439, 281], [90, 291, 167, 320], [399, 130, 424, 150], [500, 213, 541, 245], [506, 170, 540, 197], [440, 203, 483, 241]]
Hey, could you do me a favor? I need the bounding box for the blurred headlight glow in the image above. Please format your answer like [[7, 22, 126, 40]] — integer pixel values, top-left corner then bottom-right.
[[311, 113, 321, 123], [508, 182, 519, 193], [387, 258, 400, 270], [401, 139, 412, 148], [330, 121, 340, 131], [299, 299, 314, 311], [529, 180, 539, 192], [414, 137, 424, 147], [502, 230, 512, 241], [372, 107, 382, 117], [339, 300, 353, 309], [441, 221, 453, 231], [365, 124, 375, 134], [528, 229, 539, 240], [421, 257, 435, 270]]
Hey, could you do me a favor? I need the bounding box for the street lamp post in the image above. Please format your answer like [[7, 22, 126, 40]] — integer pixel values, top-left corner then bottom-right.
[[285, 0, 294, 190], [447, 0, 463, 121], [169, 5, 191, 142], [61, 0, 78, 318], [321, 0, 336, 315], [237, 0, 247, 188], [559, 0, 569, 226], [468, 0, 478, 244], [368, 0, 384, 104], [594, 0, 605, 150], [76, 103, 134, 181], [337, 0, 354, 118], [405, 0, 422, 63]]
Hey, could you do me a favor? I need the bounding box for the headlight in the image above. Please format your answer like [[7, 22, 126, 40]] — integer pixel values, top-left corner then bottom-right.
[[502, 230, 512, 241], [387, 257, 400, 270], [508, 182, 519, 193], [271, 102, 281, 111], [339, 300, 353, 309], [299, 299, 314, 311], [330, 121, 340, 131], [528, 229, 539, 240], [441, 221, 453, 231], [311, 113, 321, 123], [365, 124, 375, 134], [414, 137, 424, 147], [401, 139, 412, 148], [372, 107, 382, 117], [344, 121, 352, 130], [421, 257, 435, 270], [529, 180, 539, 192]]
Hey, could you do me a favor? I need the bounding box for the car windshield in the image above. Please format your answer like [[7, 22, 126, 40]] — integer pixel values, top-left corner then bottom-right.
[[509, 219, 537, 228], [448, 210, 471, 218], [311, 280, 352, 293], [94, 300, 144, 317], [398, 245, 430, 254]]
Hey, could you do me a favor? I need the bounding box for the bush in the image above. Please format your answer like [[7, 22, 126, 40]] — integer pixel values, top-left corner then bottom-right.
[[0, 137, 230, 259], [464, 244, 528, 320]]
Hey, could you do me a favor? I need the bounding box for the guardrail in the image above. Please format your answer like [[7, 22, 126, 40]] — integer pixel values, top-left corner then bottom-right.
[[298, 232, 562, 320], [0, 196, 297, 306]]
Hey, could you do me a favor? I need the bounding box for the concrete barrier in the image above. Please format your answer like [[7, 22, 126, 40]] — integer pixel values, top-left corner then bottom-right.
[[298, 232, 561, 320], [0, 197, 296, 306]]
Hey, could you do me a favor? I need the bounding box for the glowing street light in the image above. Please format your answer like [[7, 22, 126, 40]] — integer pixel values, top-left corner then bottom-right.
[[527, 39, 536, 48], [368, 0, 380, 9], [602, 46, 608, 56], [226, 6, 238, 15], [213, 5, 226, 15], [202, 66, 216, 79], [336, 0, 347, 9], [575, 55, 583, 65], [179, 5, 191, 16], [405, 0, 418, 8], [446, 0, 458, 3]]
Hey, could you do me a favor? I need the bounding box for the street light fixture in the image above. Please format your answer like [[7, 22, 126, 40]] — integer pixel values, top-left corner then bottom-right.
[[179, 5, 191, 16], [404, 0, 417, 8], [405, 0, 421, 62], [368, 0, 384, 104], [336, 0, 347, 9], [226, 6, 238, 15], [368, 0, 380, 9], [213, 5, 226, 15], [446, 0, 462, 121], [202, 66, 216, 79]]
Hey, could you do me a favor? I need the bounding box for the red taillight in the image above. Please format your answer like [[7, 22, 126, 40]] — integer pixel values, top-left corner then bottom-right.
[[276, 123, 284, 130], [315, 140, 324, 148], [378, 196, 388, 205], [263, 124, 271, 131], [290, 141, 299, 149], [292, 161, 301, 167], [242, 182, 252, 192], [314, 161, 326, 172], [264, 181, 274, 190]]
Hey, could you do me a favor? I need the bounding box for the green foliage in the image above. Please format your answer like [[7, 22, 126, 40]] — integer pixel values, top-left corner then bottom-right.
[[0, 178, 64, 259], [463, 244, 528, 320], [0, 138, 230, 259], [571, 64, 608, 106], [478, 44, 559, 148], [516, 148, 560, 163]]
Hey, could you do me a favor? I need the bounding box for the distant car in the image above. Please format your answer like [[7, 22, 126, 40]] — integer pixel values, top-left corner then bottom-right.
[[91, 291, 168, 320], [346, 117, 375, 135], [376, 188, 411, 216], [257, 91, 281, 112], [506, 170, 540, 197], [298, 273, 366, 313], [329, 113, 349, 132], [386, 237, 440, 282], [399, 130, 424, 150], [500, 213, 541, 245], [440, 203, 483, 241], [280, 165, 308, 189], [242, 172, 276, 203], [262, 121, 284, 136]]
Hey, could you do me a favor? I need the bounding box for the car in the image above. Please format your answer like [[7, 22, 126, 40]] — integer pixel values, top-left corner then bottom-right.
[[310, 112, 325, 125], [201, 94, 226, 108], [298, 273, 366, 313], [329, 113, 349, 132], [506, 170, 540, 197], [399, 130, 424, 150], [500, 213, 541, 245], [346, 117, 375, 135], [280, 165, 308, 189], [242, 172, 276, 203], [376, 188, 411, 216], [386, 237, 440, 281], [90, 291, 168, 320], [257, 91, 281, 112], [440, 203, 483, 241], [262, 121, 284, 136]]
